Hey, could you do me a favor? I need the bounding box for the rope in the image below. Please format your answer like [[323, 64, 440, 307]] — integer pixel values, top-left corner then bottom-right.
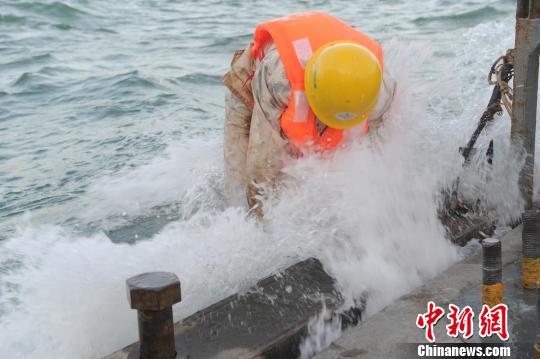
[[444, 50, 515, 213], [488, 49, 514, 119], [461, 49, 514, 164]]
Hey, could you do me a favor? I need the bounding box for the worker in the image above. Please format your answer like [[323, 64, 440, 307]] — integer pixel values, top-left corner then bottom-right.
[[222, 12, 396, 217]]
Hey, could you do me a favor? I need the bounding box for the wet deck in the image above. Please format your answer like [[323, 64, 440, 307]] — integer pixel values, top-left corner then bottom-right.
[[315, 225, 535, 358]]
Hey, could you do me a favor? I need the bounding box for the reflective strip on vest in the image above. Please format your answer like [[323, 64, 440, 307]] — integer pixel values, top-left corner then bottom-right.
[[293, 91, 309, 123], [292, 37, 313, 69]]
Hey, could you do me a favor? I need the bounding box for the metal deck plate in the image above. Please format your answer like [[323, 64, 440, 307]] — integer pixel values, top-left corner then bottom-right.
[[107, 258, 345, 359]]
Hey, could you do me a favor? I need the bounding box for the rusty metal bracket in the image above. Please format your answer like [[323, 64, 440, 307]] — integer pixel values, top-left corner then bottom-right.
[[512, 0, 540, 209]]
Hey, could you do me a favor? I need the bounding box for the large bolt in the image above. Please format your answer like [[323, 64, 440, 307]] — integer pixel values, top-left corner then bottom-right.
[[522, 210, 539, 289], [482, 238, 503, 307], [126, 272, 181, 359]]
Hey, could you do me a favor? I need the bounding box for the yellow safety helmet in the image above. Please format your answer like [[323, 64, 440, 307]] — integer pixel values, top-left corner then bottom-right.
[[304, 41, 382, 129]]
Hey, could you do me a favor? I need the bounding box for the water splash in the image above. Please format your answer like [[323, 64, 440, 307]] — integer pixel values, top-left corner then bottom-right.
[[299, 306, 342, 359]]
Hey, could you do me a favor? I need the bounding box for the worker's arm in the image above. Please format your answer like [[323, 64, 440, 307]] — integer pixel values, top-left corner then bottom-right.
[[223, 43, 289, 217], [244, 43, 290, 217], [223, 44, 255, 187], [224, 89, 251, 186]]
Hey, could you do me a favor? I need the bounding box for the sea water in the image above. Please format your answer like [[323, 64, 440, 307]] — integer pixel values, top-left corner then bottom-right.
[[0, 0, 526, 357]]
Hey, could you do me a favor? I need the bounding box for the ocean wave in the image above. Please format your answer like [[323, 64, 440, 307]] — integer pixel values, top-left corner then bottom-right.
[[0, 193, 75, 220], [10, 72, 61, 96], [0, 14, 27, 25], [37, 65, 77, 76], [0, 53, 52, 70], [204, 33, 253, 49], [96, 27, 117, 34], [52, 23, 74, 31], [174, 73, 221, 85], [414, 6, 504, 26], [111, 71, 166, 90], [172, 33, 252, 50], [11, 1, 89, 21], [12, 72, 32, 87], [48, 70, 171, 109]]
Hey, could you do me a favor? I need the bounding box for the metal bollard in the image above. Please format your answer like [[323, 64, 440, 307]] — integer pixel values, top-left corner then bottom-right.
[[522, 210, 540, 289], [536, 281, 540, 358], [126, 272, 181, 359], [482, 238, 504, 307]]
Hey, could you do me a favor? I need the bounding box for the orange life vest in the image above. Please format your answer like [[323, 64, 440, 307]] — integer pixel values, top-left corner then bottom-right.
[[251, 12, 384, 150]]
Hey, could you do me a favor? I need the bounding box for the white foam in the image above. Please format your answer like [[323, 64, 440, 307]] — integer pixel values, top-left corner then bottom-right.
[[82, 138, 227, 223]]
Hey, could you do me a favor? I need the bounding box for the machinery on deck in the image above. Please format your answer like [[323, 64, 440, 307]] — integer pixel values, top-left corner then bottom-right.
[[439, 49, 515, 245]]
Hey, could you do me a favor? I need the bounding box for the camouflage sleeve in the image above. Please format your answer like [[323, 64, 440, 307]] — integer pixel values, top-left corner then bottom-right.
[[244, 44, 291, 217], [223, 43, 291, 216], [224, 88, 251, 186], [223, 43, 256, 187], [250, 44, 290, 132]]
